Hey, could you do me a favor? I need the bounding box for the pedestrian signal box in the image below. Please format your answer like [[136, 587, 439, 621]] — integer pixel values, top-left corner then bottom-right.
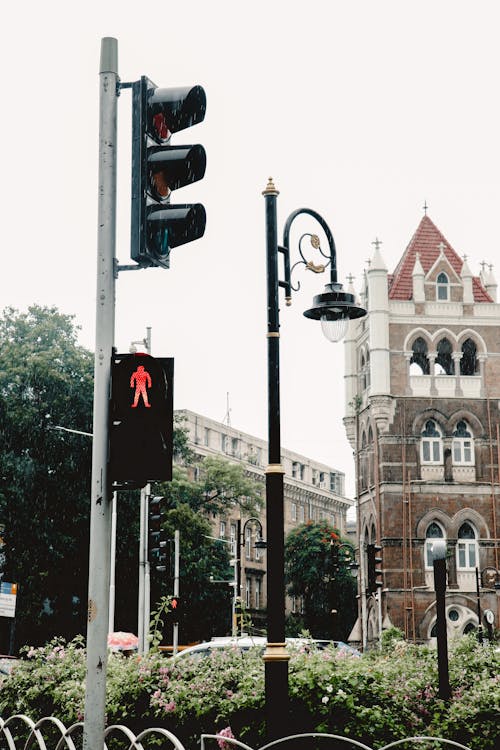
[[109, 353, 174, 486]]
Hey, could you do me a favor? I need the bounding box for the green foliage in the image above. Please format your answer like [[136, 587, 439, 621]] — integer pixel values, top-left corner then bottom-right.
[[149, 502, 234, 643], [0, 306, 94, 647], [0, 635, 498, 749], [285, 522, 357, 640], [381, 626, 405, 653]]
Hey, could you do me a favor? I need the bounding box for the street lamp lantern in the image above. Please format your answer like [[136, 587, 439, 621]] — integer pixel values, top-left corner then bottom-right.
[[303, 281, 366, 343], [262, 178, 366, 739]]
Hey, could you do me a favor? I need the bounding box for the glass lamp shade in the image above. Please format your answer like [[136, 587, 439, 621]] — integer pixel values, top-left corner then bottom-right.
[[320, 314, 349, 343]]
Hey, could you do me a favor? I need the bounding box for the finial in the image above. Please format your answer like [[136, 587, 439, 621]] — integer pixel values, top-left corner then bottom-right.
[[346, 273, 355, 285], [372, 237, 382, 252], [480, 260, 487, 273], [365, 258, 372, 267], [489, 263, 493, 272], [462, 253, 468, 262], [262, 177, 279, 196], [438, 241, 446, 254], [423, 200, 428, 216]]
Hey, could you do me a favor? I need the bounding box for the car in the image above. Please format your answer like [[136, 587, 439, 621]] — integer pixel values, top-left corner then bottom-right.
[[172, 636, 357, 660]]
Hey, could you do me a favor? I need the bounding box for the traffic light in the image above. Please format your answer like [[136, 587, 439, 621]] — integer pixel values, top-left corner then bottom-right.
[[109, 352, 174, 486], [131, 76, 207, 269], [367, 544, 383, 595], [148, 496, 168, 572]]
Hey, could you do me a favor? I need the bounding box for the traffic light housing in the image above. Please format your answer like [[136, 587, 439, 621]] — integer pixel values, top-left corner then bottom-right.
[[367, 544, 383, 595], [131, 77, 207, 269], [148, 495, 168, 573], [109, 353, 174, 487]]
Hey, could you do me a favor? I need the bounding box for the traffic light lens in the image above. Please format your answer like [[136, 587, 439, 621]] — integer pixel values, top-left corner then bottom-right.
[[152, 113, 171, 142], [148, 145, 207, 202]]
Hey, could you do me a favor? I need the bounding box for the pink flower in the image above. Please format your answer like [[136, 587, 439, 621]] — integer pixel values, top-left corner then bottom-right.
[[216, 726, 235, 750]]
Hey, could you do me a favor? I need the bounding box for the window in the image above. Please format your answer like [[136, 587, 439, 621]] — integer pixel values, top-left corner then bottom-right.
[[435, 338, 454, 375], [204, 427, 210, 447], [452, 421, 474, 465], [222, 434, 230, 453], [437, 272, 449, 301], [231, 437, 239, 456], [425, 522, 445, 568], [299, 505, 305, 523], [245, 578, 251, 608], [230, 523, 237, 556], [421, 420, 443, 464], [410, 337, 430, 375], [255, 578, 261, 609], [457, 522, 477, 569], [219, 521, 226, 538], [245, 527, 252, 560], [460, 338, 478, 375], [291, 503, 297, 522]]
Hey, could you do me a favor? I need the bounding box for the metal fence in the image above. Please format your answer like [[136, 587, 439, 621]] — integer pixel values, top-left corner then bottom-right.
[[0, 717, 474, 750]]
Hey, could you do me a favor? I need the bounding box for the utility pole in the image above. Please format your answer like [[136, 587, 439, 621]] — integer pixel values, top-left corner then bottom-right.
[[132, 327, 152, 654], [172, 529, 180, 655], [83, 36, 118, 750]]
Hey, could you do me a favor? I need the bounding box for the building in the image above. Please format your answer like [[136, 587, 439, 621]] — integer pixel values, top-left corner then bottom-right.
[[176, 408, 353, 626], [344, 213, 500, 647]]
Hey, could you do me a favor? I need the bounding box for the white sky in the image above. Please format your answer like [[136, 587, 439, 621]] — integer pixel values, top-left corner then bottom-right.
[[2, 1, 500, 499]]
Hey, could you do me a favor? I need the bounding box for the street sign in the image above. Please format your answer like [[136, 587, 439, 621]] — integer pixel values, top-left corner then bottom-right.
[[0, 582, 17, 618]]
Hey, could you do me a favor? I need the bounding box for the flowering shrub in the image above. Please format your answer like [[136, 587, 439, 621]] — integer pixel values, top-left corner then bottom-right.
[[0, 635, 498, 749]]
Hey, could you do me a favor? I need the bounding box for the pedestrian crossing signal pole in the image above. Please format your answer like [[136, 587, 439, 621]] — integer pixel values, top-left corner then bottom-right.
[[83, 37, 118, 750]]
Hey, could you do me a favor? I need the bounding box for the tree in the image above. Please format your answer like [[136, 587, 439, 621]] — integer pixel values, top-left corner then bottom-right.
[[284, 522, 357, 640], [140, 455, 263, 643], [0, 305, 94, 648]]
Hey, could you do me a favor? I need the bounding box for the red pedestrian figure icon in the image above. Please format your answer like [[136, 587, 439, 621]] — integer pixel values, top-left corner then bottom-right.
[[130, 365, 152, 408]]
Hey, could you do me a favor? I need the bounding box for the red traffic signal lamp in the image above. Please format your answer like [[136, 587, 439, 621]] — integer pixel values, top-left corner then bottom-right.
[[131, 77, 207, 269], [367, 544, 383, 595], [109, 353, 174, 487]]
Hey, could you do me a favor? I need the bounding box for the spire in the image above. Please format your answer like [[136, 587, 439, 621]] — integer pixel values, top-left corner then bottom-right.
[[370, 237, 386, 271]]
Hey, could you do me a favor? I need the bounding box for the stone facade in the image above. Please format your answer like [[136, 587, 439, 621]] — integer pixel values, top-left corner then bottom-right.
[[176, 408, 353, 629], [344, 216, 500, 647]]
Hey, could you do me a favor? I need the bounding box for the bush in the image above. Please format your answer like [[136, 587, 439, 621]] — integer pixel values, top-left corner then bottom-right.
[[0, 635, 498, 749]]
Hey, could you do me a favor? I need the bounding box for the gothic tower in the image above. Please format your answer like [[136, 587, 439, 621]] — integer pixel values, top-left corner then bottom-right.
[[344, 213, 500, 647]]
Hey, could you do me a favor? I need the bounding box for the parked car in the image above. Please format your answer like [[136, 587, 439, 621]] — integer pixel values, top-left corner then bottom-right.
[[172, 636, 359, 660]]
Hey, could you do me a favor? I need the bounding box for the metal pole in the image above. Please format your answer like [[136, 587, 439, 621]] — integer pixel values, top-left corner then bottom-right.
[[237, 519, 242, 636], [83, 36, 118, 750], [262, 178, 289, 740], [432, 541, 450, 700], [172, 530, 180, 655], [108, 491, 117, 634], [475, 567, 484, 644], [136, 328, 152, 654], [144, 484, 151, 653]]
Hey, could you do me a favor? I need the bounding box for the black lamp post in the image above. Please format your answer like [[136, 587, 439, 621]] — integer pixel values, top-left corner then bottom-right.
[[236, 517, 266, 635], [262, 178, 366, 739]]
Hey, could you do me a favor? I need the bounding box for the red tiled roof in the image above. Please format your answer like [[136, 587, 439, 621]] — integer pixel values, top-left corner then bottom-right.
[[388, 215, 493, 302]]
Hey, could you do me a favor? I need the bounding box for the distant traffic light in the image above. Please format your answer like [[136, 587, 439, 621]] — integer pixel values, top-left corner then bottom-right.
[[131, 77, 207, 269], [148, 495, 168, 572], [109, 353, 174, 486], [367, 544, 383, 595]]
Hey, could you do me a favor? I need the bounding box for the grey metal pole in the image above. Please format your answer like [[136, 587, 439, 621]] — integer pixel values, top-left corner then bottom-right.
[[108, 491, 117, 634], [144, 484, 151, 653], [83, 37, 118, 750], [172, 529, 180, 655]]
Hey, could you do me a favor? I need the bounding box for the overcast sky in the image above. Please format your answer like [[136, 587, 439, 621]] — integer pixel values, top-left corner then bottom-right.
[[1, 1, 500, 498]]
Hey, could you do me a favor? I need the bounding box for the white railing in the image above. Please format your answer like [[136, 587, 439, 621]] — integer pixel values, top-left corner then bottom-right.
[[0, 715, 186, 750], [0, 717, 474, 750]]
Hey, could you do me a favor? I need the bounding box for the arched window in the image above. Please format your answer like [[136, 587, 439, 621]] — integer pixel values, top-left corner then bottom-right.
[[457, 522, 478, 570], [421, 420, 443, 464], [366, 350, 371, 388], [460, 338, 479, 375], [452, 421, 474, 465], [435, 338, 454, 375], [360, 352, 367, 390], [425, 522, 445, 568], [410, 337, 430, 375], [437, 272, 449, 301]]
